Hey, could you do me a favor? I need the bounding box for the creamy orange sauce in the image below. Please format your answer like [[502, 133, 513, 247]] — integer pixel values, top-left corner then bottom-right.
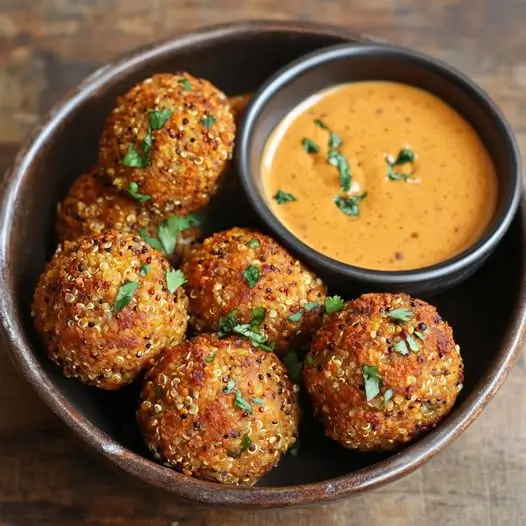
[[262, 81, 498, 271]]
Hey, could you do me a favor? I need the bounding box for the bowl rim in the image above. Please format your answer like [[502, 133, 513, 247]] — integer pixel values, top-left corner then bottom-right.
[[236, 41, 523, 284], [0, 19, 525, 508]]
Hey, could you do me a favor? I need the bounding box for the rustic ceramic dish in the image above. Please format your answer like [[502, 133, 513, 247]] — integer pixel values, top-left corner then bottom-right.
[[0, 20, 525, 509], [237, 43, 522, 296]]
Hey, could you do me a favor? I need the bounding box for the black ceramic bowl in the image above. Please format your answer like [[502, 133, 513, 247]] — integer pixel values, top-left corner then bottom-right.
[[1, 21, 526, 510], [237, 43, 522, 296]]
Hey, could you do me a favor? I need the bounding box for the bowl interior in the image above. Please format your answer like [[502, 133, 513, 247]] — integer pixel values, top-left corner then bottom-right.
[[1, 22, 525, 506], [239, 44, 520, 285]]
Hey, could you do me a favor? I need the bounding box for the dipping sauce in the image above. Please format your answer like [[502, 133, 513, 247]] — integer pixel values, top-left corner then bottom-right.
[[262, 81, 498, 271]]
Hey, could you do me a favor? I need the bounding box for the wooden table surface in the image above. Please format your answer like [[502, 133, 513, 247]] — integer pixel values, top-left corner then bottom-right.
[[1, 1, 526, 525]]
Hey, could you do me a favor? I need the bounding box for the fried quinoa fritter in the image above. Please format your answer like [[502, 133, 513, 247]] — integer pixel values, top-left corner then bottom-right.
[[55, 167, 203, 263], [304, 293, 463, 451], [98, 73, 235, 215], [31, 231, 188, 390], [181, 227, 327, 353], [137, 334, 299, 485]]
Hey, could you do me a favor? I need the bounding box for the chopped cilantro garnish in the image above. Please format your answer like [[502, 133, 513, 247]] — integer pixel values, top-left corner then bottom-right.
[[302, 138, 320, 153], [386, 308, 414, 322], [287, 310, 303, 323], [149, 108, 173, 130], [415, 330, 425, 340], [328, 150, 351, 192], [217, 308, 273, 352], [233, 390, 253, 414], [273, 190, 296, 204], [122, 143, 149, 168], [406, 333, 420, 352], [223, 378, 236, 394], [384, 388, 394, 403], [113, 281, 139, 313], [166, 269, 186, 293], [305, 301, 320, 311], [242, 264, 260, 288], [324, 295, 345, 314], [127, 182, 152, 203], [362, 365, 381, 402], [252, 397, 264, 405], [139, 264, 150, 277], [314, 119, 328, 129], [328, 131, 342, 149], [333, 193, 367, 217], [386, 147, 416, 181], [205, 352, 216, 363], [393, 340, 409, 355], [177, 78, 192, 91], [248, 239, 260, 249], [201, 115, 216, 128]]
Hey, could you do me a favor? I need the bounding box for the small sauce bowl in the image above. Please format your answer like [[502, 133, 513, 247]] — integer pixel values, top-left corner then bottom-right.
[[236, 43, 522, 295]]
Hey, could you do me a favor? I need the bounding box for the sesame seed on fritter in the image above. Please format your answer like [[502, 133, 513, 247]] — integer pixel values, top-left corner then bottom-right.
[[136, 334, 299, 486], [31, 230, 189, 390]]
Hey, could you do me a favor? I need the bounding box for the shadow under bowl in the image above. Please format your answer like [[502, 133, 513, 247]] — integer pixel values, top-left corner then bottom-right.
[[0, 20, 525, 509], [237, 43, 522, 296]]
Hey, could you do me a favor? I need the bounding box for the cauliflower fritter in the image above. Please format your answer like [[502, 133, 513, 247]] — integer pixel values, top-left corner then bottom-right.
[[137, 334, 299, 485], [304, 292, 463, 451]]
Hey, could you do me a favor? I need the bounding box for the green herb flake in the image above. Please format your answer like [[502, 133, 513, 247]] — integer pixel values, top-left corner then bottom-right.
[[217, 309, 239, 337], [252, 397, 264, 405], [122, 144, 149, 168], [325, 295, 345, 314], [127, 181, 152, 203], [406, 334, 420, 352], [178, 78, 192, 91], [283, 350, 302, 385], [287, 310, 303, 323], [302, 138, 320, 154], [333, 192, 368, 217], [241, 433, 252, 452], [273, 190, 296, 204], [223, 378, 236, 394], [113, 281, 139, 313], [386, 308, 414, 322], [243, 264, 260, 289], [386, 147, 416, 181], [248, 239, 260, 249], [305, 354, 315, 365], [234, 390, 253, 414], [233, 324, 274, 352], [139, 264, 150, 277], [384, 388, 394, 403], [250, 307, 266, 328], [149, 108, 173, 130], [201, 115, 216, 128], [328, 131, 342, 149], [140, 229, 165, 253], [393, 340, 409, 355], [314, 119, 328, 129], [415, 330, 425, 340], [305, 301, 320, 311], [362, 364, 381, 402], [328, 150, 351, 192], [166, 269, 186, 293], [205, 352, 216, 363]]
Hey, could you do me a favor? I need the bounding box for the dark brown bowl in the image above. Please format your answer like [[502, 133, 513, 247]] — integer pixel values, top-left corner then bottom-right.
[[0, 20, 525, 509]]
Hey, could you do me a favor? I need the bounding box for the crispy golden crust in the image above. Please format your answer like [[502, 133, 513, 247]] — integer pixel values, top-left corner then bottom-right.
[[98, 73, 235, 214], [228, 93, 251, 122], [31, 231, 188, 390], [303, 293, 464, 451], [55, 167, 203, 264], [137, 334, 299, 485], [181, 227, 327, 353]]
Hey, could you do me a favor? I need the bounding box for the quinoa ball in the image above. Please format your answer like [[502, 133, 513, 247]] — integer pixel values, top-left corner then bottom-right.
[[137, 334, 299, 485], [304, 292, 463, 451], [31, 230, 189, 390], [55, 167, 203, 264], [228, 93, 251, 122], [181, 227, 327, 353], [98, 72, 235, 215]]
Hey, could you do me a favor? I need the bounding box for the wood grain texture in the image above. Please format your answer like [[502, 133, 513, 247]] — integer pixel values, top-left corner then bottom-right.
[[1, 1, 526, 525]]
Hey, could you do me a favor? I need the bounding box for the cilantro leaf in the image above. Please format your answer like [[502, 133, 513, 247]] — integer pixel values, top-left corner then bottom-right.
[[250, 307, 266, 328], [177, 78, 192, 91], [386, 308, 413, 322], [242, 264, 260, 288], [305, 301, 320, 311], [140, 229, 165, 253], [241, 433, 252, 452], [139, 264, 150, 277], [283, 350, 302, 384], [325, 295, 345, 314], [166, 269, 186, 293], [384, 388, 394, 403], [406, 333, 420, 352], [149, 108, 173, 130], [205, 352, 216, 363], [127, 181, 152, 203], [287, 310, 303, 323], [314, 119, 328, 129], [393, 340, 409, 355], [114, 281, 139, 313], [386, 147, 416, 181], [328, 150, 351, 192], [233, 390, 253, 414], [328, 131, 342, 149], [302, 138, 320, 153], [362, 365, 381, 402], [223, 378, 236, 394], [334, 193, 368, 217], [415, 330, 425, 340], [201, 115, 216, 128], [248, 239, 260, 248], [122, 144, 149, 168], [273, 190, 296, 204], [217, 309, 239, 337], [252, 397, 264, 405]]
